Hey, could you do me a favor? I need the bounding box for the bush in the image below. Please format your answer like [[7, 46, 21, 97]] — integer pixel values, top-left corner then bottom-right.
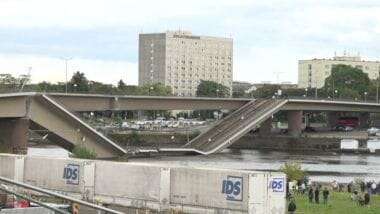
[[280, 162, 306, 182], [72, 145, 97, 159], [129, 131, 141, 145]]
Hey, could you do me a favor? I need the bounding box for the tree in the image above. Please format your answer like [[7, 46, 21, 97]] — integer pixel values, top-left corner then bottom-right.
[[251, 84, 279, 98], [117, 79, 126, 90], [88, 81, 114, 94], [280, 162, 306, 182], [196, 80, 230, 97], [139, 83, 172, 96], [323, 64, 373, 100], [69, 71, 89, 92]]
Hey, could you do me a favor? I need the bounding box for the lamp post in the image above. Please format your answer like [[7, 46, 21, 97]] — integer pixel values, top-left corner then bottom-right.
[[364, 91, 368, 102], [149, 86, 154, 96], [61, 57, 72, 94], [377, 70, 380, 103], [305, 88, 308, 98], [334, 89, 338, 100]]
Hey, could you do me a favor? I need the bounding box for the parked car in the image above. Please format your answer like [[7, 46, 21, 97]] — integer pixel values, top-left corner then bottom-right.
[[303, 126, 316, 132], [367, 127, 380, 136], [334, 125, 354, 132]]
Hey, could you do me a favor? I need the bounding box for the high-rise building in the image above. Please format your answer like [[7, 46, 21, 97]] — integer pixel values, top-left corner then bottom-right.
[[298, 54, 380, 88], [139, 30, 233, 96]]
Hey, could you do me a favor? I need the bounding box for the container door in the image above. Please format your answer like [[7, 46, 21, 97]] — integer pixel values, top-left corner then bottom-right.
[[248, 173, 267, 214], [267, 174, 286, 214]]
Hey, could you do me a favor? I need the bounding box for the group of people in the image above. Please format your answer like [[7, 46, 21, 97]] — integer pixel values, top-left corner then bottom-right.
[[308, 186, 330, 204], [288, 181, 331, 213], [287, 178, 378, 213]]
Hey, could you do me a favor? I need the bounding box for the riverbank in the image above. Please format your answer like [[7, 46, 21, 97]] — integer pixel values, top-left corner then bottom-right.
[[109, 131, 368, 152], [293, 192, 380, 214]]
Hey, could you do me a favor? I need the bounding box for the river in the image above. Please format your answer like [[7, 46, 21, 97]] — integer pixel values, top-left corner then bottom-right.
[[28, 146, 380, 183]]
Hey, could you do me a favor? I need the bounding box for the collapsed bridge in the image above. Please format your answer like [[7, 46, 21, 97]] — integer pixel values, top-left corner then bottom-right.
[[1, 92, 379, 158]]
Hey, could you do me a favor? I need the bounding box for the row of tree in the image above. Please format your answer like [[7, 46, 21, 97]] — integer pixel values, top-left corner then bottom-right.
[[235, 64, 378, 101], [0, 64, 376, 101], [0, 71, 172, 96], [0, 71, 231, 97]]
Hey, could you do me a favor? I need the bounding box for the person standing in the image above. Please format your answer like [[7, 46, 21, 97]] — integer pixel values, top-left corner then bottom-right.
[[347, 182, 352, 193], [288, 198, 297, 214], [301, 182, 306, 195], [323, 187, 330, 204], [308, 188, 314, 203], [371, 181, 377, 195], [315, 187, 320, 204], [364, 192, 370, 206]]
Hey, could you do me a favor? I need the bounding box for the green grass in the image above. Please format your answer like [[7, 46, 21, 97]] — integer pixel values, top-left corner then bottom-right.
[[71, 145, 97, 159], [293, 192, 380, 214]]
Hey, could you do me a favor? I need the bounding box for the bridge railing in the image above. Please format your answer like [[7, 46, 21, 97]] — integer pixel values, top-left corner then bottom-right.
[[283, 96, 380, 104]]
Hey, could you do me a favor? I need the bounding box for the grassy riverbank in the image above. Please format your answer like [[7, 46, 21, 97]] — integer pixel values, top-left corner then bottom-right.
[[293, 192, 380, 214]]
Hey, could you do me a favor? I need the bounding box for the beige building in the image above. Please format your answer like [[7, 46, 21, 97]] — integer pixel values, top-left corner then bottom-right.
[[298, 55, 380, 88], [139, 30, 233, 96]]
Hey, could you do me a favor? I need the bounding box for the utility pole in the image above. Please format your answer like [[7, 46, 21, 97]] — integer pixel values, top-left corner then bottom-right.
[[332, 72, 335, 100], [315, 87, 318, 99], [377, 70, 380, 103], [61, 57, 72, 94]]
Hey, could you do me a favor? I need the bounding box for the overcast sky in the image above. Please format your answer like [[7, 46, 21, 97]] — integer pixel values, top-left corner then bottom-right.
[[1, 0, 379, 85]]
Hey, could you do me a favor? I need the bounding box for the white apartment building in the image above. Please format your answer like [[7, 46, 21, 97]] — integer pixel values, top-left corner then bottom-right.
[[138, 31, 233, 96], [298, 54, 380, 88]]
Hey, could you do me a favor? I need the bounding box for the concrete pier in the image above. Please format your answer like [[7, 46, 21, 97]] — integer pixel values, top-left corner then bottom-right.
[[287, 110, 303, 137], [259, 117, 273, 136], [0, 118, 29, 154]]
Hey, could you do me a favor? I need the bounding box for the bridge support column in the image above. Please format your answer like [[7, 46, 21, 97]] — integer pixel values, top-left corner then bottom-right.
[[287, 110, 303, 137], [327, 112, 339, 130], [259, 118, 272, 136], [359, 112, 370, 129], [0, 118, 29, 154]]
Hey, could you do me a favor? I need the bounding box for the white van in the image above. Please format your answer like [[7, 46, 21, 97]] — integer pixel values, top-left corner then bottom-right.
[[340, 139, 359, 151], [367, 139, 380, 153]]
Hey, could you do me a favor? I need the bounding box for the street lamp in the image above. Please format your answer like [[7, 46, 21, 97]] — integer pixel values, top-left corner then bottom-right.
[[61, 57, 72, 94], [216, 89, 220, 98], [377, 70, 380, 103], [149, 86, 154, 96], [305, 88, 308, 97], [334, 89, 338, 100], [364, 91, 368, 102]]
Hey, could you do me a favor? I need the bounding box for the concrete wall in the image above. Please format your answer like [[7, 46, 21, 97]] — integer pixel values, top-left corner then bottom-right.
[[94, 162, 162, 201], [0, 154, 24, 181], [23, 156, 89, 194], [170, 168, 248, 211], [0, 154, 286, 214]]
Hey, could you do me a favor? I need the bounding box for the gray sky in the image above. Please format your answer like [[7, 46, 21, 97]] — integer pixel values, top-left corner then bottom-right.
[[1, 0, 379, 85]]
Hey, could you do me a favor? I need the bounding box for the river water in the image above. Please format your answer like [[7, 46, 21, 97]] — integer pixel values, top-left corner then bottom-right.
[[28, 147, 380, 183]]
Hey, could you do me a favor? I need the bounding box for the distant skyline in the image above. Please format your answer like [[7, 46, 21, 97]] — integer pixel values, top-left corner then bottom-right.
[[0, 0, 379, 85]]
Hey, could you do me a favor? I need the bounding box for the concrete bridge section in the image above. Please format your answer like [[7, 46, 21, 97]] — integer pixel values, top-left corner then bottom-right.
[[0, 93, 126, 158], [47, 93, 380, 112], [166, 99, 288, 155], [1, 92, 380, 157]]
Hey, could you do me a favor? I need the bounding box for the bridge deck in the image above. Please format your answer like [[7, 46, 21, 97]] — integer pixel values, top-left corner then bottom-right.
[[162, 99, 288, 155]]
